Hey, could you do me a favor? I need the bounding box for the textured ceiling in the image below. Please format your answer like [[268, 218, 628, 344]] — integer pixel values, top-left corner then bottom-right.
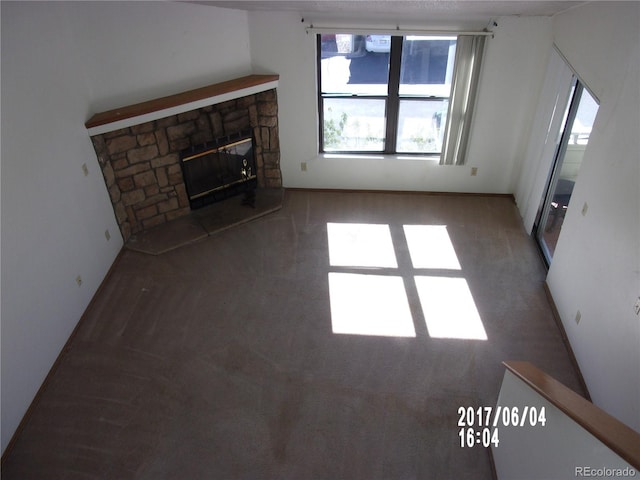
[[191, 1, 586, 25]]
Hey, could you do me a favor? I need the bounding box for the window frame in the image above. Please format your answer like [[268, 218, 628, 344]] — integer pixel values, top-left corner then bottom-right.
[[317, 34, 454, 156]]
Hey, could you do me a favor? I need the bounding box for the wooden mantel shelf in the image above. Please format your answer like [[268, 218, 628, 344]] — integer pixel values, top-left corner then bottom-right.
[[85, 74, 279, 136]]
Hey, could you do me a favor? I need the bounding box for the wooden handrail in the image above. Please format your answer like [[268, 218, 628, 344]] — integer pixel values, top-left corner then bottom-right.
[[503, 361, 640, 470], [85, 74, 279, 130]]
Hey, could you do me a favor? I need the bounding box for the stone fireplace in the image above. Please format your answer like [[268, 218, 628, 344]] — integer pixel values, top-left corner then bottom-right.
[[86, 75, 281, 242]]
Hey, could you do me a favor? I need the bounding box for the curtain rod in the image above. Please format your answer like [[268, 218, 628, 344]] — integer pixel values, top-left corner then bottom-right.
[[304, 26, 495, 37]]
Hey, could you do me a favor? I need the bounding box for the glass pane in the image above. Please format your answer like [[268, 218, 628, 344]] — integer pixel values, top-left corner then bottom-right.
[[538, 86, 598, 261], [320, 34, 359, 57], [323, 98, 386, 151], [571, 89, 598, 145], [400, 36, 456, 97], [396, 99, 448, 153], [320, 34, 389, 95]]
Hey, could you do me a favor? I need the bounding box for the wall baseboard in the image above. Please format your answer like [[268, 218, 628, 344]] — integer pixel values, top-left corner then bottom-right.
[[488, 446, 499, 480], [284, 187, 516, 201]]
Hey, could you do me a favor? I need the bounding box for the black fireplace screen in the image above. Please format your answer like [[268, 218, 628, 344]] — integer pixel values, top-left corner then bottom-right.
[[180, 130, 257, 209]]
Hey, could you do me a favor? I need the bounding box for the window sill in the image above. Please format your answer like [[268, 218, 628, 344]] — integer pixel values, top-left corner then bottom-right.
[[319, 153, 441, 163]]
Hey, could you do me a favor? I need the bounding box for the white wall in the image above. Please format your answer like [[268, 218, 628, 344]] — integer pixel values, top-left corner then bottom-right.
[[67, 1, 252, 115], [248, 12, 552, 193], [0, 1, 253, 453], [518, 3, 640, 431]]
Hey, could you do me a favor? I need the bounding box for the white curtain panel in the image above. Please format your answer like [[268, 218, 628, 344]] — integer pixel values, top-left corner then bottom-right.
[[440, 35, 486, 166], [516, 47, 575, 232]]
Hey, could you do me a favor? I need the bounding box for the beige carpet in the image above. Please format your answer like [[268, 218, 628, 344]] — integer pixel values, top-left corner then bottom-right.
[[2, 190, 585, 479]]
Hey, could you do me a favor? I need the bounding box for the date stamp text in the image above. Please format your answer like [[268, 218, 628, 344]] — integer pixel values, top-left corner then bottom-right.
[[457, 405, 547, 448]]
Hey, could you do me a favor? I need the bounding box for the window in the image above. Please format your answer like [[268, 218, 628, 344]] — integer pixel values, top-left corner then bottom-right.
[[317, 33, 485, 163]]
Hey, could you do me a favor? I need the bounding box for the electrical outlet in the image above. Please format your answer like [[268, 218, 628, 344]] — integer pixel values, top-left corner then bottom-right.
[[470, 167, 478, 176], [301, 162, 307, 172], [581, 202, 588, 216], [575, 310, 581, 325], [105, 229, 111, 241], [76, 275, 83, 287], [82, 163, 89, 176]]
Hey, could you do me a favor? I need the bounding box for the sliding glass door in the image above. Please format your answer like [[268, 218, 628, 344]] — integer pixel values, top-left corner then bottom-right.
[[534, 80, 599, 265]]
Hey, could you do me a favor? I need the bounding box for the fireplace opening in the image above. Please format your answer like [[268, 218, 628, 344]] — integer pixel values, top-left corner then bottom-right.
[[180, 129, 257, 209]]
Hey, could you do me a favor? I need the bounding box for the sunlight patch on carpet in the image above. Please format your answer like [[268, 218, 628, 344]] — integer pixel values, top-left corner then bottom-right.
[[329, 272, 416, 337], [403, 225, 461, 270], [327, 223, 397, 268], [415, 276, 487, 340]]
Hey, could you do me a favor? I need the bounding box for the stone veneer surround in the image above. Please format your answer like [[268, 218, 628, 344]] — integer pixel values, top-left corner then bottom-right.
[[89, 89, 281, 242]]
